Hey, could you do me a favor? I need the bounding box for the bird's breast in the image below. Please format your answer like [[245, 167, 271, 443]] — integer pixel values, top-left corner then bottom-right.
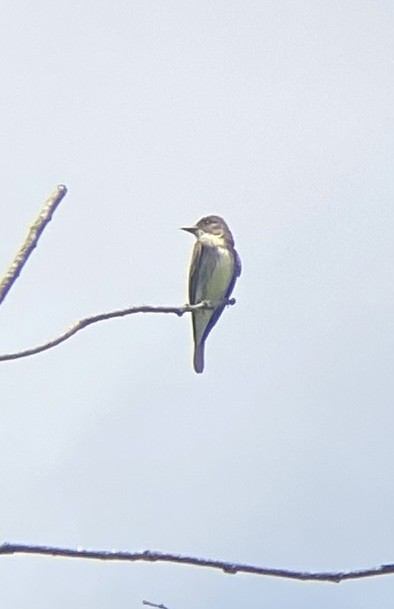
[[195, 246, 234, 304]]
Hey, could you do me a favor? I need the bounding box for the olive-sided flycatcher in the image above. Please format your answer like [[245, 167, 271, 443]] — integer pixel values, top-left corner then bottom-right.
[[182, 215, 241, 373]]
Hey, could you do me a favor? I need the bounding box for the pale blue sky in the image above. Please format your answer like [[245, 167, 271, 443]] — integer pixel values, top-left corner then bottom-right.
[[0, 1, 394, 607]]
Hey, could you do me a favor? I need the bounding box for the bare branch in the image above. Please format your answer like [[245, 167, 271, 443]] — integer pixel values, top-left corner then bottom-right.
[[0, 185, 67, 306], [0, 542, 393, 584], [143, 602, 170, 609], [0, 299, 235, 362]]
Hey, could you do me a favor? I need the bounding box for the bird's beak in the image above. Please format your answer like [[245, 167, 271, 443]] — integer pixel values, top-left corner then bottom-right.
[[180, 225, 198, 234]]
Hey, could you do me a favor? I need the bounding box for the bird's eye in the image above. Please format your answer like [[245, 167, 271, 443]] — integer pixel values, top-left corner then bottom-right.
[[204, 218, 211, 225]]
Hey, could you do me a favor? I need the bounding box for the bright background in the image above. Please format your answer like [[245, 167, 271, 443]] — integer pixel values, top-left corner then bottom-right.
[[0, 1, 393, 607]]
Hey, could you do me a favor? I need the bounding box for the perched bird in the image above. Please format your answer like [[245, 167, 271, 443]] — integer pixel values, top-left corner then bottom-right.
[[181, 215, 241, 373]]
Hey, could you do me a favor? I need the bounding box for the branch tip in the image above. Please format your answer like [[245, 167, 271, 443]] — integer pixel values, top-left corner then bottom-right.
[[0, 185, 68, 306]]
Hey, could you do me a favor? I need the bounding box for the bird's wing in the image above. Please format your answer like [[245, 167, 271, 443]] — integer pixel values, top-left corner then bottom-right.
[[234, 249, 242, 278], [189, 241, 220, 301], [221, 247, 241, 302], [189, 240, 202, 304]]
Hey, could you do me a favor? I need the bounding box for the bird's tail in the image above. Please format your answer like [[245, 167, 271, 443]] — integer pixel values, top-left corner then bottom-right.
[[193, 342, 205, 374]]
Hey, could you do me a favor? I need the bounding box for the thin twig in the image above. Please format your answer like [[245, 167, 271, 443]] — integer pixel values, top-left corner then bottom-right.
[[0, 185, 67, 306], [143, 602, 170, 609], [0, 299, 235, 362], [0, 542, 393, 584]]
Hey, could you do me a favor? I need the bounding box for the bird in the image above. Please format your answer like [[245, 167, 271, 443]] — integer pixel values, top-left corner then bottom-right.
[[181, 215, 241, 373]]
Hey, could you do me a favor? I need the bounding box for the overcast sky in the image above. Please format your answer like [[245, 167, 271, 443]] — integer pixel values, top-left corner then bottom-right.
[[0, 1, 393, 607]]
